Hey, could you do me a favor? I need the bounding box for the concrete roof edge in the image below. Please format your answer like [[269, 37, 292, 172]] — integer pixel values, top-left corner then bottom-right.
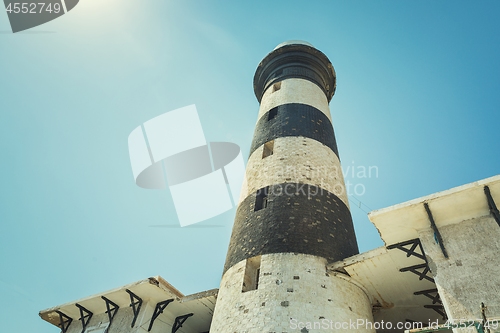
[[368, 174, 500, 219], [327, 246, 388, 271], [39, 275, 184, 317], [152, 275, 185, 298], [181, 289, 219, 303]]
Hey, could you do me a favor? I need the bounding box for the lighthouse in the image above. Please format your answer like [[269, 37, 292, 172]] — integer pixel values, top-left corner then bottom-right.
[[38, 40, 500, 333], [210, 41, 375, 332]]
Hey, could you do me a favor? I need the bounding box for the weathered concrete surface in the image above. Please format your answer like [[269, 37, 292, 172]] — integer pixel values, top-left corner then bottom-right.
[[419, 214, 500, 325], [211, 253, 375, 333], [39, 277, 216, 333], [369, 175, 500, 332]]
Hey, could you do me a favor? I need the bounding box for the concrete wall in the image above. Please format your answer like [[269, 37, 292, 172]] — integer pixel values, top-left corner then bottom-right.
[[211, 253, 374, 333], [419, 214, 500, 331]]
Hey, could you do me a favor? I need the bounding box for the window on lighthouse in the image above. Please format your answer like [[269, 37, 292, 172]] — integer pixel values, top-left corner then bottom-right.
[[255, 186, 269, 211], [272, 81, 282, 93], [262, 140, 274, 158], [267, 107, 278, 121], [242, 256, 261, 292]]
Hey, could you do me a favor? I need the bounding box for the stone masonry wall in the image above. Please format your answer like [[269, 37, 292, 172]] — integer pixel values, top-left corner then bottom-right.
[[211, 253, 374, 333], [419, 214, 500, 330], [239, 136, 348, 207], [257, 78, 332, 122]]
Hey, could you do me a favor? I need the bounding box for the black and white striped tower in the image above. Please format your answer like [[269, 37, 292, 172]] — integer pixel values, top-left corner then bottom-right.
[[210, 41, 374, 332]]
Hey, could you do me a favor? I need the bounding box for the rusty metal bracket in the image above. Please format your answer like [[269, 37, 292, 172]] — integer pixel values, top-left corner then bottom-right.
[[424, 202, 449, 259], [172, 313, 193, 333], [414, 288, 441, 304], [481, 302, 491, 333], [101, 296, 119, 331], [400, 263, 435, 283], [126, 289, 143, 328], [387, 238, 427, 261], [55, 310, 73, 333], [388, 238, 443, 318], [148, 299, 174, 331], [484, 186, 500, 227], [75, 304, 93, 333]]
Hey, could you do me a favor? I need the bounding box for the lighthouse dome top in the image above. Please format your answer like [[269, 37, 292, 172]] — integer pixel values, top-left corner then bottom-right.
[[274, 40, 314, 50], [254, 41, 336, 103]]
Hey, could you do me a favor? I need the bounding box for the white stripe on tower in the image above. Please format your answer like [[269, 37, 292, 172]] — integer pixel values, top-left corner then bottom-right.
[[239, 136, 349, 208], [257, 78, 332, 122]]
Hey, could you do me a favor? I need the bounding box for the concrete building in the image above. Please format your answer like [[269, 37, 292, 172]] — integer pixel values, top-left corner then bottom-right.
[[40, 42, 500, 333]]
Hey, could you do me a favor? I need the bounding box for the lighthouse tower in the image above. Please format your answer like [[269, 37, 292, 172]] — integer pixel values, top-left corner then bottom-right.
[[210, 41, 375, 332]]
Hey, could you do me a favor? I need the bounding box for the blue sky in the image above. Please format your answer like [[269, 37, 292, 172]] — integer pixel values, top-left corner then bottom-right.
[[1, 1, 500, 332]]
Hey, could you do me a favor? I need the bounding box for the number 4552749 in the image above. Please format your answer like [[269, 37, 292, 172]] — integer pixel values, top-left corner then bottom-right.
[[5, 3, 62, 14]]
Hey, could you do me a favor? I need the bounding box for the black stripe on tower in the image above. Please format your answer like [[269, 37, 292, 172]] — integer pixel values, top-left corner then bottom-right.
[[254, 43, 336, 103], [250, 103, 339, 158], [223, 183, 359, 274]]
